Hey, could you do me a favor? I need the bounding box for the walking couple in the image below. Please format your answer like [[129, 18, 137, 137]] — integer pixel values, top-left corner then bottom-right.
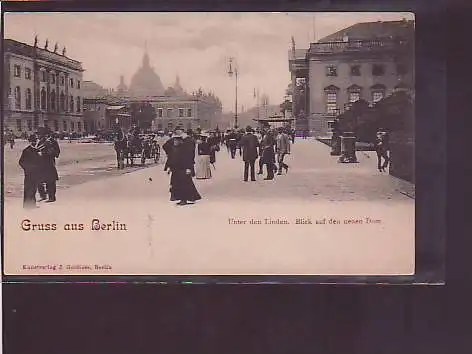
[[239, 126, 291, 182]]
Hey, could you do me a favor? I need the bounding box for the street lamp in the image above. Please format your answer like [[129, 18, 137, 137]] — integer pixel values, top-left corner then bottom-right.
[[227, 57, 238, 129]]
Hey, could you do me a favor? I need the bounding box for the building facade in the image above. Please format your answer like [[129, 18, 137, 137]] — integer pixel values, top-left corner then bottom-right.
[[3, 38, 85, 136], [289, 20, 414, 137]]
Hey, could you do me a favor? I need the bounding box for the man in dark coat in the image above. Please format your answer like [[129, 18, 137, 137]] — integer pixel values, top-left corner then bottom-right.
[[36, 127, 60, 202], [19, 134, 42, 208], [207, 131, 220, 165], [238, 126, 260, 182], [261, 129, 276, 180], [226, 130, 238, 159], [164, 128, 201, 206]]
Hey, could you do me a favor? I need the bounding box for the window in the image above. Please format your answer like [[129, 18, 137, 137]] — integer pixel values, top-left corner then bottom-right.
[[34, 117, 39, 129], [25, 68, 32, 80], [41, 70, 47, 82], [71, 121, 75, 131], [396, 63, 408, 75], [54, 120, 59, 132], [70, 78, 74, 87], [167, 108, 172, 117], [179, 108, 184, 117], [372, 64, 385, 76], [157, 123, 163, 130], [187, 108, 192, 117], [326, 65, 337, 76], [70, 95, 74, 112], [77, 122, 82, 132], [158, 108, 163, 117], [349, 92, 360, 103], [51, 73, 56, 84], [60, 91, 65, 111], [14, 65, 21, 77], [76, 96, 81, 113], [60, 76, 65, 86], [350, 65, 361, 76], [41, 88, 47, 110], [15, 86, 21, 109], [63, 120, 67, 131], [326, 91, 337, 114], [25, 88, 32, 109], [27, 120, 32, 131], [77, 80, 81, 89], [372, 91, 384, 103], [16, 119, 22, 131], [50, 90, 56, 111]]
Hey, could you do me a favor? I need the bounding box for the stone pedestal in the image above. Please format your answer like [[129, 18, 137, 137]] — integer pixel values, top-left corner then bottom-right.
[[338, 133, 357, 163], [330, 135, 341, 156]]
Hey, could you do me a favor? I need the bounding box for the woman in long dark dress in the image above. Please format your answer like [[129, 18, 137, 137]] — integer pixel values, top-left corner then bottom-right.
[[164, 130, 201, 206]]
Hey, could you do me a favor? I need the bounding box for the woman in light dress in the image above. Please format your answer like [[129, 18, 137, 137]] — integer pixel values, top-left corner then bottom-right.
[[195, 133, 212, 179]]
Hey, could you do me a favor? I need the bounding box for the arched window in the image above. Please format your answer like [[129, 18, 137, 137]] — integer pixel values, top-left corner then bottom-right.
[[70, 95, 74, 112], [371, 84, 386, 103], [76, 96, 81, 113], [25, 88, 32, 109], [41, 87, 47, 110], [15, 86, 21, 109], [347, 84, 362, 103], [60, 91, 65, 111], [50, 90, 56, 111]]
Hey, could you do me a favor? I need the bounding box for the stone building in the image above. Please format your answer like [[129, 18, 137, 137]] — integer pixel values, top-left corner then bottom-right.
[[3, 38, 85, 136], [112, 50, 222, 131], [289, 19, 414, 137]]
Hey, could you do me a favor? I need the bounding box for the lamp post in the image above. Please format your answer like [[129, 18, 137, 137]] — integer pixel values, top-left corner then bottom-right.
[[227, 57, 238, 129]]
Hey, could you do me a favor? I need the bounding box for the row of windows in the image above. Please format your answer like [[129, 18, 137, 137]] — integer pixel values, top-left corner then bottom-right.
[[325, 89, 385, 114], [157, 108, 192, 118], [13, 65, 81, 88], [13, 86, 81, 112], [16, 119, 83, 132], [325, 63, 408, 77]]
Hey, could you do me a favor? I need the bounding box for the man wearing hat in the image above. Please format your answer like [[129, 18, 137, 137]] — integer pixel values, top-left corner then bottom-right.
[[375, 127, 390, 172], [276, 127, 291, 175], [19, 134, 42, 208], [163, 127, 201, 205], [36, 127, 60, 202], [239, 125, 260, 182]]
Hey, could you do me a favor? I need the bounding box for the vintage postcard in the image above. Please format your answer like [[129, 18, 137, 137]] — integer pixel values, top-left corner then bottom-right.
[[2, 12, 419, 278]]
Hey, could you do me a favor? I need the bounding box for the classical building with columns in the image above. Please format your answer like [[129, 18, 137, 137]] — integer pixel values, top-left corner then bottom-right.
[[289, 19, 414, 137], [3, 38, 85, 136]]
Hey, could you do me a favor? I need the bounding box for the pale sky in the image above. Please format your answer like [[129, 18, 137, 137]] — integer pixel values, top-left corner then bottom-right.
[[4, 12, 413, 112]]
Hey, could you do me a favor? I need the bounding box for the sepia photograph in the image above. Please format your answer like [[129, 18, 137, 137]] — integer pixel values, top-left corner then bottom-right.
[[2, 11, 419, 277]]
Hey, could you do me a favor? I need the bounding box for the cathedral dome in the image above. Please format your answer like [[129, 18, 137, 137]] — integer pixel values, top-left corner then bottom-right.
[[129, 51, 165, 98]]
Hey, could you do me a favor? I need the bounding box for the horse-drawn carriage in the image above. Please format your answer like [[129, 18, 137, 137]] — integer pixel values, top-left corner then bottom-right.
[[114, 133, 160, 169]]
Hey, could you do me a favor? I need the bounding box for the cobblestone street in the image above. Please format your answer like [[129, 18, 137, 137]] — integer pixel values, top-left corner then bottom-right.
[[4, 138, 415, 276]]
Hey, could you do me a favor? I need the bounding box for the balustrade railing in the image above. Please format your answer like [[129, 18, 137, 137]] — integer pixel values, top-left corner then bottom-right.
[[309, 39, 408, 54]]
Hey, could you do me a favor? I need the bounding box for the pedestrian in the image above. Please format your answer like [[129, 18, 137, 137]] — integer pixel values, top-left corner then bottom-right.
[[239, 125, 260, 182], [208, 131, 220, 166], [276, 127, 291, 175], [164, 127, 201, 206], [195, 134, 212, 179], [19, 134, 42, 209], [227, 129, 238, 159], [8, 130, 15, 149], [375, 128, 390, 172], [36, 127, 60, 203], [261, 129, 276, 180]]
